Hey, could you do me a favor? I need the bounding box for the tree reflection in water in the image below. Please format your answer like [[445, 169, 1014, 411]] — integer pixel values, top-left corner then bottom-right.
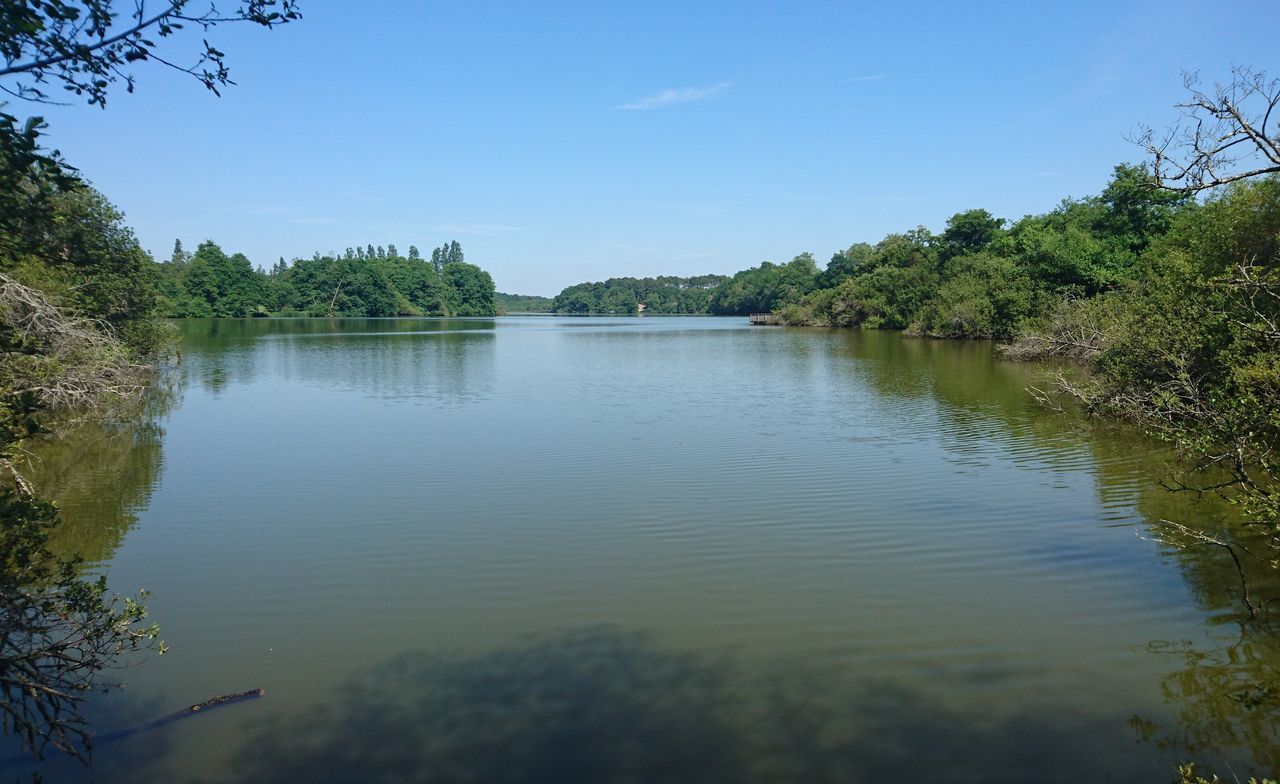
[[226, 625, 1153, 784], [24, 374, 180, 566]]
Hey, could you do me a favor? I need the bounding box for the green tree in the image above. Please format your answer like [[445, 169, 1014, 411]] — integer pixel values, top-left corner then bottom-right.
[[938, 209, 1005, 262], [818, 243, 873, 288], [709, 254, 820, 315], [443, 261, 496, 316], [180, 241, 267, 317], [168, 239, 188, 267]]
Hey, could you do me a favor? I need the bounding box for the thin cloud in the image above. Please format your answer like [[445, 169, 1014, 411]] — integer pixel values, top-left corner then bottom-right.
[[619, 81, 732, 111], [845, 74, 887, 83]]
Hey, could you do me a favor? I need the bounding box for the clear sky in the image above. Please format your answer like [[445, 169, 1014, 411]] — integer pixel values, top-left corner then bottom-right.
[[30, 0, 1280, 296]]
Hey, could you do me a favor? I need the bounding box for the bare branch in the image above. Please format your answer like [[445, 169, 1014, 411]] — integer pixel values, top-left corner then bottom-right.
[[1138, 67, 1280, 193]]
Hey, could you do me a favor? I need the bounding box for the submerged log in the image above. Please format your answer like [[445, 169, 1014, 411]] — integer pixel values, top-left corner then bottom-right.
[[92, 688, 266, 745], [0, 688, 265, 766]]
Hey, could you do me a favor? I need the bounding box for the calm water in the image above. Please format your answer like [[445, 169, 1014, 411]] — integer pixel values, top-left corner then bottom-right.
[[11, 316, 1280, 782]]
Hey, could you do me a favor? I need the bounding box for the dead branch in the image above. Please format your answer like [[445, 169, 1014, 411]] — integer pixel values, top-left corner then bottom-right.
[[1134, 67, 1280, 193]]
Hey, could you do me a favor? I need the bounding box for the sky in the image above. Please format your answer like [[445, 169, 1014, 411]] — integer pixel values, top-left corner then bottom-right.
[[26, 0, 1280, 296]]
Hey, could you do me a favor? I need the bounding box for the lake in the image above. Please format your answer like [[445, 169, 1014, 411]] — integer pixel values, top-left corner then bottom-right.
[[12, 316, 1280, 782]]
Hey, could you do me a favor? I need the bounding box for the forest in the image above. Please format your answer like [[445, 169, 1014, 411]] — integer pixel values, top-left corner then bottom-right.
[[156, 239, 497, 318], [546, 163, 1190, 328], [550, 275, 729, 314], [495, 292, 554, 314]]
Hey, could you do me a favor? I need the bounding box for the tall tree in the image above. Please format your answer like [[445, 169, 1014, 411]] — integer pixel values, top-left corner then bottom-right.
[[168, 238, 188, 267]]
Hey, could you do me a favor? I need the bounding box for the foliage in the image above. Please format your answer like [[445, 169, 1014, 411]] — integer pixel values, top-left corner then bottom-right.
[[708, 254, 819, 316], [155, 240, 498, 317], [938, 208, 1005, 262], [443, 261, 497, 316], [495, 291, 553, 314], [909, 253, 1038, 338], [550, 274, 727, 315], [816, 242, 873, 289], [774, 165, 1187, 337], [1175, 762, 1275, 784], [0, 0, 300, 107], [428, 240, 464, 274], [776, 234, 938, 329], [1026, 178, 1280, 542]]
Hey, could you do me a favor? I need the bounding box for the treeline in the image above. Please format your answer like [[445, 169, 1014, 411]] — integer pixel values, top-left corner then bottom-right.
[[155, 240, 497, 318], [496, 292, 553, 314], [774, 163, 1189, 337], [543, 164, 1188, 330], [550, 275, 728, 314]]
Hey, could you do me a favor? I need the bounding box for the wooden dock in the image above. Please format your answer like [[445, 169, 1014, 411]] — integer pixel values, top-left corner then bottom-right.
[[749, 313, 784, 326]]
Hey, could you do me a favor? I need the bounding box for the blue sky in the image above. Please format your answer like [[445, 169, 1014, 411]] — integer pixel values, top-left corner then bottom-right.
[[31, 0, 1280, 296]]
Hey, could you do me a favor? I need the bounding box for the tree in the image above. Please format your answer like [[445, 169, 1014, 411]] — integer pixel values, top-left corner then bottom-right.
[[1138, 67, 1280, 192], [181, 241, 266, 316], [938, 209, 1005, 261], [818, 243, 873, 288], [167, 239, 188, 267], [408, 245, 420, 261], [0, 0, 300, 107], [442, 261, 496, 316]]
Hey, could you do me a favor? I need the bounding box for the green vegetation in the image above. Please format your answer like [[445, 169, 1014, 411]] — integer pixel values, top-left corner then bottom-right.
[[550, 274, 728, 314], [2, 0, 300, 762], [708, 255, 820, 316], [1176, 762, 1275, 784], [157, 240, 498, 318], [769, 165, 1189, 337], [496, 292, 554, 314]]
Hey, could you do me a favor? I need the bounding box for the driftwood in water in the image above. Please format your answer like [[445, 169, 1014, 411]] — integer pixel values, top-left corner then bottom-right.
[[0, 688, 264, 766], [91, 688, 265, 745]]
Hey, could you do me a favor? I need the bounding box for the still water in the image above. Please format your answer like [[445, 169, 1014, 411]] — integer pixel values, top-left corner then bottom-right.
[[13, 316, 1280, 781]]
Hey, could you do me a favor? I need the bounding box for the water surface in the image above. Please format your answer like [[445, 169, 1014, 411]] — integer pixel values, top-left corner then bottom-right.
[[14, 316, 1280, 782]]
